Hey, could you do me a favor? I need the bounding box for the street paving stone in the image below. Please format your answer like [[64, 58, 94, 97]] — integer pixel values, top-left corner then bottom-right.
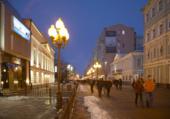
[[0, 96, 57, 119], [72, 84, 170, 119]]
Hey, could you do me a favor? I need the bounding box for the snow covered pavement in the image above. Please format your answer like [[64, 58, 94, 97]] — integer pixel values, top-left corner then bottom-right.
[[72, 84, 170, 119], [84, 96, 112, 119]]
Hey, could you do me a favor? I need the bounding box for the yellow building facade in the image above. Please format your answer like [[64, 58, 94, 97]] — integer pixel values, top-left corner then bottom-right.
[[143, 0, 170, 85]]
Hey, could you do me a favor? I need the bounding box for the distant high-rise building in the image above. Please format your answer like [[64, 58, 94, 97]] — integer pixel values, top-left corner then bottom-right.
[[143, 0, 170, 85], [94, 24, 136, 75]]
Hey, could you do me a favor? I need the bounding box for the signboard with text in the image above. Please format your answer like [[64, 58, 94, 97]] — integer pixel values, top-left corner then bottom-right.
[[13, 16, 30, 40]]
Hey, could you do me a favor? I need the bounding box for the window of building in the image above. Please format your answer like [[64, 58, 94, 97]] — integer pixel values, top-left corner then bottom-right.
[[146, 13, 149, 22], [153, 29, 156, 38], [36, 51, 39, 68], [160, 46, 163, 56], [154, 48, 156, 58], [168, 42, 170, 54], [152, 7, 155, 17], [36, 72, 39, 84], [148, 51, 150, 60], [147, 32, 150, 41], [122, 43, 125, 48], [168, 20, 170, 30], [159, 24, 163, 35], [158, 0, 163, 11], [137, 58, 142, 68], [169, 65, 170, 84], [33, 49, 36, 65], [34, 72, 36, 83]]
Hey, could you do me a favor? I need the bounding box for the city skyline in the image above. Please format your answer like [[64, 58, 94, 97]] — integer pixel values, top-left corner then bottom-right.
[[9, 0, 147, 74]]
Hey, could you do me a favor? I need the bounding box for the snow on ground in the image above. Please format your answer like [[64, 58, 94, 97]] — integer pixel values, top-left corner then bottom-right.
[[84, 96, 112, 119]]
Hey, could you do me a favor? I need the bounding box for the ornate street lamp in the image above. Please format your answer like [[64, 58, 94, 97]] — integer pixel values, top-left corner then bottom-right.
[[48, 18, 69, 111], [93, 61, 102, 80]]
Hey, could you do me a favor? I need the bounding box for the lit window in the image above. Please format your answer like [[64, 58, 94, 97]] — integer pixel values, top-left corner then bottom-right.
[[122, 30, 125, 35]]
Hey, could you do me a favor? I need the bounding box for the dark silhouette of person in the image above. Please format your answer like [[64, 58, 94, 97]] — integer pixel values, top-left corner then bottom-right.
[[90, 80, 95, 94], [104, 81, 112, 97], [96, 80, 103, 97], [118, 78, 123, 90]]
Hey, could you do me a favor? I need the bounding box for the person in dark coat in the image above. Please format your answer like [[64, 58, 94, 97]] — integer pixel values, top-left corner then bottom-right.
[[96, 80, 103, 97], [133, 78, 144, 106], [104, 80, 112, 97], [118, 78, 122, 90], [90, 80, 95, 94]]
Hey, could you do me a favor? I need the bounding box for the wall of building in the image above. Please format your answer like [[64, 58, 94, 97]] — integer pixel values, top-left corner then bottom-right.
[[143, 0, 170, 85], [24, 19, 55, 85], [0, 1, 30, 91], [110, 52, 143, 81], [94, 24, 136, 77]]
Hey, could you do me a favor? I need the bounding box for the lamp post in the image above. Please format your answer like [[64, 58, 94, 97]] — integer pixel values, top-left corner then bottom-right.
[[93, 61, 102, 80], [48, 18, 69, 111], [104, 61, 107, 80]]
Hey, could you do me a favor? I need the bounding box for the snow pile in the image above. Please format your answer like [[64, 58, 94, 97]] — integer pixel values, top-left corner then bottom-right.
[[7, 96, 29, 101], [84, 96, 112, 119]]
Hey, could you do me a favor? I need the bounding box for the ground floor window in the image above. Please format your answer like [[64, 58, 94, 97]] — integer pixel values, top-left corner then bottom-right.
[[169, 65, 170, 84]]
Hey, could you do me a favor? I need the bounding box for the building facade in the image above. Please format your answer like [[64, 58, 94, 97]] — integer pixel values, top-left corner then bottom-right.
[[94, 24, 136, 77], [110, 51, 143, 81], [0, 1, 30, 91], [143, 0, 170, 85], [24, 19, 55, 85]]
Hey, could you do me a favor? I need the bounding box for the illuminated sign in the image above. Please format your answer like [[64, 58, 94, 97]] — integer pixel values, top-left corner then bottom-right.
[[13, 16, 30, 40]]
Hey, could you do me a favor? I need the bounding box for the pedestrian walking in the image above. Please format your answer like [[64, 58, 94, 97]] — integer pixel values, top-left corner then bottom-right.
[[105, 80, 112, 97], [118, 78, 122, 90], [133, 78, 144, 107], [143, 75, 155, 108], [90, 80, 95, 94], [96, 80, 103, 97]]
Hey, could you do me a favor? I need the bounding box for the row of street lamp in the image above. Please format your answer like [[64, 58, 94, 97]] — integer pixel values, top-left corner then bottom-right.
[[87, 61, 102, 80], [48, 17, 106, 111]]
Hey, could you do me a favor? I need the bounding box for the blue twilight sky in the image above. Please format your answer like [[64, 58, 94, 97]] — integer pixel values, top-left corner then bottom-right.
[[8, 0, 147, 74]]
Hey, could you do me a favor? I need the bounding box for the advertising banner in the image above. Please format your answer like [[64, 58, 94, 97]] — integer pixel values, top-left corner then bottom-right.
[[105, 31, 117, 53]]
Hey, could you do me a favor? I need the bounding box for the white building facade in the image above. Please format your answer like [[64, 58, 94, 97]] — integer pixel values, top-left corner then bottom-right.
[[143, 0, 170, 85], [110, 51, 143, 81], [24, 20, 55, 85]]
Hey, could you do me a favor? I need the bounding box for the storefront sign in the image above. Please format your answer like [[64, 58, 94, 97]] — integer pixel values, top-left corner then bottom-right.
[[13, 16, 30, 40]]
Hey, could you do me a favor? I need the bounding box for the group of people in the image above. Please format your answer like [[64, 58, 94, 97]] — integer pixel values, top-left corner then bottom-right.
[[89, 80, 112, 97], [132, 75, 155, 108], [113, 79, 122, 90]]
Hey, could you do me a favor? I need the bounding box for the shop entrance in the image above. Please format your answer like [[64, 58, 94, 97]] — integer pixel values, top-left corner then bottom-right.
[[1, 63, 25, 90]]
